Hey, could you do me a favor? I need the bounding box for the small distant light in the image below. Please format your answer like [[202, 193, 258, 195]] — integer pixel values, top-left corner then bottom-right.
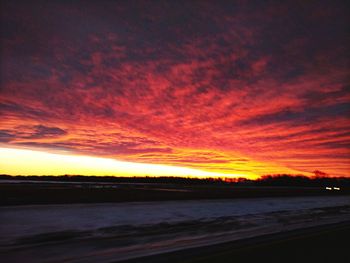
[[333, 187, 340, 191], [326, 187, 332, 190]]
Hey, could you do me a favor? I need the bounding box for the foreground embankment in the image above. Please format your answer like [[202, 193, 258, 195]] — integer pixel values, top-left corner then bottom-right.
[[1, 195, 350, 262]]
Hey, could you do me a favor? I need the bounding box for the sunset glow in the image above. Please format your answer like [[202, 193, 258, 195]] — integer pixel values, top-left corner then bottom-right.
[[0, 147, 247, 178], [1, 1, 349, 178]]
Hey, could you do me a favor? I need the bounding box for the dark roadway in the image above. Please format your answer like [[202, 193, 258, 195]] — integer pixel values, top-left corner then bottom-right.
[[119, 221, 350, 263]]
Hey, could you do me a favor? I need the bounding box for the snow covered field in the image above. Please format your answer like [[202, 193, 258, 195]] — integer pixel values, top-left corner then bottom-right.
[[1, 196, 350, 262]]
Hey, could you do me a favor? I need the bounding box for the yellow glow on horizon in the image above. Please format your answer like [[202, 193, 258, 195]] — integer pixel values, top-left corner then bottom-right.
[[0, 147, 248, 178]]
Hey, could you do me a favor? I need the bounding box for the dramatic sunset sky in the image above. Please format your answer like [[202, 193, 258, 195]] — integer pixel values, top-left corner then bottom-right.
[[0, 0, 349, 178]]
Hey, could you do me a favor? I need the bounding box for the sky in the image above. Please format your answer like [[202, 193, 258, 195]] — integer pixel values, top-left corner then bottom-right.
[[0, 0, 349, 178]]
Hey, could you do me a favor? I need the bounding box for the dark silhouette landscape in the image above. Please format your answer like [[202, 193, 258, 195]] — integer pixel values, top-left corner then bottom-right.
[[1, 174, 349, 206]]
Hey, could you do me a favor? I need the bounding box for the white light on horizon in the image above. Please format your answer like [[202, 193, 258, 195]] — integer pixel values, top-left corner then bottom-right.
[[0, 147, 244, 178]]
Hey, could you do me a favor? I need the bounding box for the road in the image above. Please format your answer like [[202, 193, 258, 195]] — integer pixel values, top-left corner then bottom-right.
[[120, 221, 350, 263]]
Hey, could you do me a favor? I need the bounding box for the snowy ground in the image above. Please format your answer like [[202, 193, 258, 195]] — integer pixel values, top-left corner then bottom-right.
[[1, 196, 350, 262]]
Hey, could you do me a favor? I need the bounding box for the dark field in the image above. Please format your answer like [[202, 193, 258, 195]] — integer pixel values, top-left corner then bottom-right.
[[1, 177, 350, 262], [1, 180, 349, 206]]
